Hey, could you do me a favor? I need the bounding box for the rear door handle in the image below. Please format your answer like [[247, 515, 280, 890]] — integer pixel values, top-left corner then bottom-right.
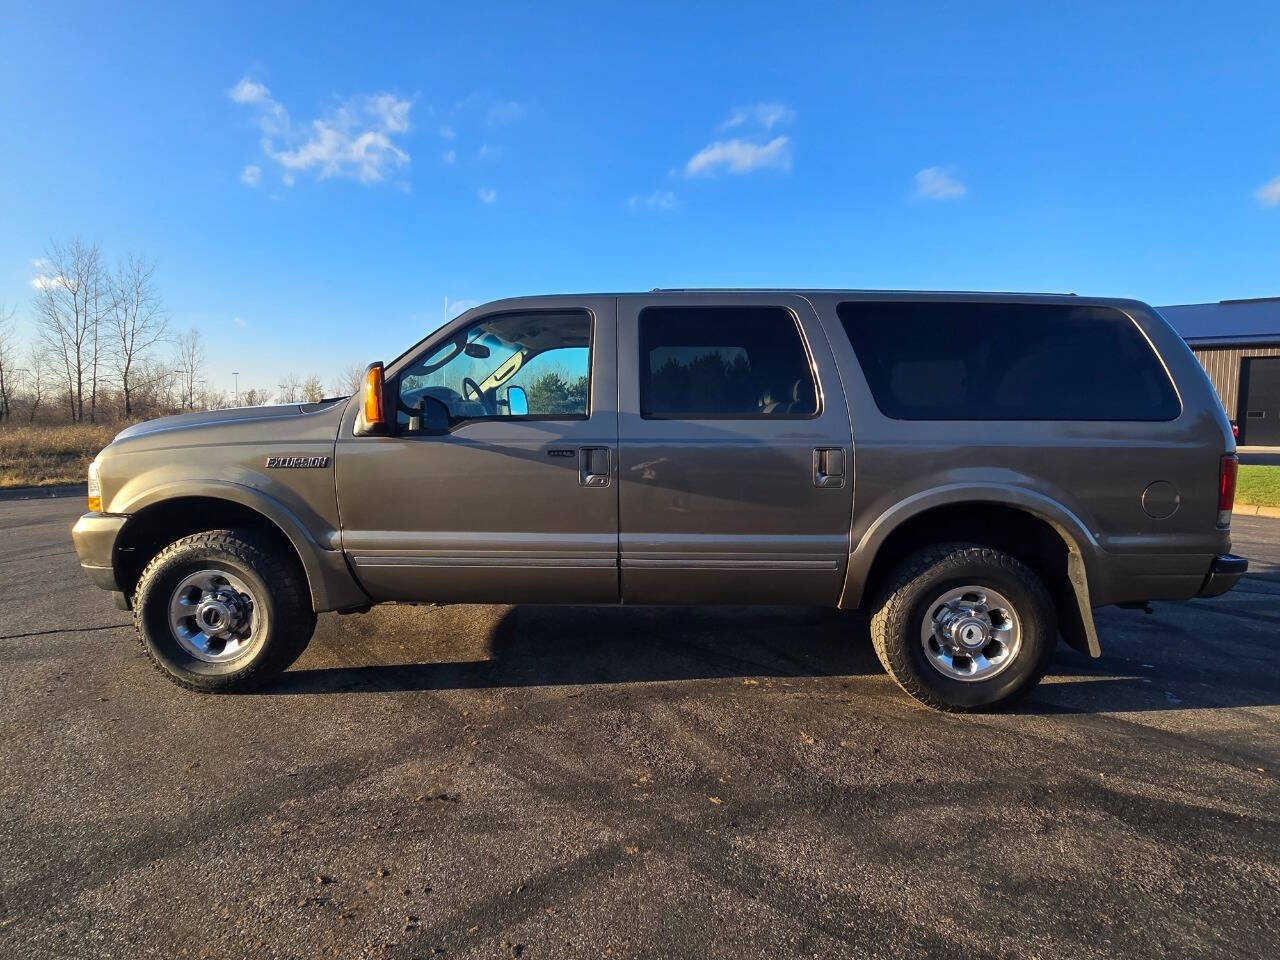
[[813, 447, 845, 488], [580, 447, 611, 487]]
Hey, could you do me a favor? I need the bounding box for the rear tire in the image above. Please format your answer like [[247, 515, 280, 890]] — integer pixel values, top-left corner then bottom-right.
[[133, 529, 315, 693], [870, 543, 1056, 712]]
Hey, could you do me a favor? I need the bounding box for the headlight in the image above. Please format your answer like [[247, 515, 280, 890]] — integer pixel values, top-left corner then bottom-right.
[[87, 458, 102, 513]]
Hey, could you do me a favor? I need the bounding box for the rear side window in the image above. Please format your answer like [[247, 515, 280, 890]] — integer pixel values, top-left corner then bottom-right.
[[837, 301, 1180, 421], [639, 306, 818, 418]]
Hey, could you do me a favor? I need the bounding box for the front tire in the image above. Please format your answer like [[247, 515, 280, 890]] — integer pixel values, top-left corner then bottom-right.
[[133, 529, 315, 693], [870, 543, 1056, 712]]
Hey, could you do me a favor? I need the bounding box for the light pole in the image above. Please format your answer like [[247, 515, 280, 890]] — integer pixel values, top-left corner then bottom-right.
[[233, 371, 240, 406]]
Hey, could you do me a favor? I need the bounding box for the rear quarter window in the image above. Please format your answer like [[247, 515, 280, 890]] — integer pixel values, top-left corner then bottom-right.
[[837, 301, 1180, 421]]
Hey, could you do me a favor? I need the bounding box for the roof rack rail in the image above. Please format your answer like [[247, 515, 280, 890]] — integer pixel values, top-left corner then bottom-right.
[[648, 287, 1078, 296]]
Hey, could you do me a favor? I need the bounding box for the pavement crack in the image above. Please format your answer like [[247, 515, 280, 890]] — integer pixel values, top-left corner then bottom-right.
[[0, 623, 132, 641]]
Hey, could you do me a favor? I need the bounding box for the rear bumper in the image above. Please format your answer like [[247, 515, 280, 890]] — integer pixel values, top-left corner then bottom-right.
[[1197, 553, 1248, 598], [72, 512, 127, 592]]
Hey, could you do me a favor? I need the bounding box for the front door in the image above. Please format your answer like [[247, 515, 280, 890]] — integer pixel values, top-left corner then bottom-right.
[[617, 294, 854, 606], [1239, 356, 1280, 447], [336, 298, 619, 603]]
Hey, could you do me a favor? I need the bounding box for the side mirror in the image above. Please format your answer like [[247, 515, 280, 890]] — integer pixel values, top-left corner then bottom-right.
[[408, 395, 451, 435], [506, 384, 528, 416], [353, 362, 390, 436]]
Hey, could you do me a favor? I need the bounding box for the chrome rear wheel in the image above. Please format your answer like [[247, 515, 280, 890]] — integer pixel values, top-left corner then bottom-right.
[[919, 585, 1022, 682]]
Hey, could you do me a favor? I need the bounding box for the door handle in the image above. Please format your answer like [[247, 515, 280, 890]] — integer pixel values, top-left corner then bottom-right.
[[813, 447, 845, 488], [580, 447, 611, 487]]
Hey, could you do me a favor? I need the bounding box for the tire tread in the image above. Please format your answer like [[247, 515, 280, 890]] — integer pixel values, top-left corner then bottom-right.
[[133, 528, 314, 693], [869, 542, 1054, 712]]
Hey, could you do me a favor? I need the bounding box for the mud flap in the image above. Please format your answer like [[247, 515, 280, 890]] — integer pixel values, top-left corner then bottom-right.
[[1057, 549, 1101, 658]]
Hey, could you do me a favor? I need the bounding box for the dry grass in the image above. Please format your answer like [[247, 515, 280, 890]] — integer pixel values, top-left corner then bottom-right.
[[0, 423, 124, 488]]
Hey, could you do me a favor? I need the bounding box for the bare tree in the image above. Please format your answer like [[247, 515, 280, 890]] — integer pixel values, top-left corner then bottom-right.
[[0, 303, 16, 422], [175, 327, 206, 410], [110, 255, 169, 418], [33, 238, 106, 422], [335, 363, 365, 397], [241, 387, 273, 407], [301, 374, 325, 403], [24, 346, 48, 424], [277, 372, 302, 404]]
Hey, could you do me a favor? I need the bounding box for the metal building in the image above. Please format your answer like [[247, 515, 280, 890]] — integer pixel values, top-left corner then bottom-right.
[[1158, 298, 1280, 447]]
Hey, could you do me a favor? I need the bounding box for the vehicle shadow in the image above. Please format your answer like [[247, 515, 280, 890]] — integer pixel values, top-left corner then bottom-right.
[[266, 579, 1280, 713], [272, 604, 880, 693]]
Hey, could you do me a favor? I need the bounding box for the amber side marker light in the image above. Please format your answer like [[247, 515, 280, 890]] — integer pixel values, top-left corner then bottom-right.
[[87, 458, 102, 513], [362, 363, 386, 428]]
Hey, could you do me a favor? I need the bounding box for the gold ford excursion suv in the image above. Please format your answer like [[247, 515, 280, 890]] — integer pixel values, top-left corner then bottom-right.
[[73, 291, 1247, 711]]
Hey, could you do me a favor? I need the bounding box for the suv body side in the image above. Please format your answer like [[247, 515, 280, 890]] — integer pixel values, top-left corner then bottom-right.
[[803, 292, 1234, 620]]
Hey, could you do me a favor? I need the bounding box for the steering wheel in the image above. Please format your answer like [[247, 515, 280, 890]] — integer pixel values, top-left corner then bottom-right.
[[462, 377, 495, 414]]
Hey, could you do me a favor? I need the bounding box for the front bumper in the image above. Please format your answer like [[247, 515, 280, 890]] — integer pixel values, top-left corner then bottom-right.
[[1197, 554, 1248, 598], [72, 512, 127, 593]]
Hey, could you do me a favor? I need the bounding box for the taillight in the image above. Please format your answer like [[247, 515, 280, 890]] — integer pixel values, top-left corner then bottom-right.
[[1218, 454, 1238, 528]]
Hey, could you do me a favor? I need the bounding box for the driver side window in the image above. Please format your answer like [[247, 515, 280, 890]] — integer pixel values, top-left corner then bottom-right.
[[396, 310, 592, 430]]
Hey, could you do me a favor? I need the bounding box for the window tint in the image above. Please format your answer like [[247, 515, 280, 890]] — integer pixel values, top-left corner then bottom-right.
[[639, 306, 818, 418], [837, 301, 1180, 421], [397, 311, 591, 429]]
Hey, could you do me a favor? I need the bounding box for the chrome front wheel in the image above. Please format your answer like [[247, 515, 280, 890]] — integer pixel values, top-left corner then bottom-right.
[[167, 569, 259, 663], [134, 529, 315, 693]]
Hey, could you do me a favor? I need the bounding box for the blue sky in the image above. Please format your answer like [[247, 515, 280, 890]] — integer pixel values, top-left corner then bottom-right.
[[2, 1, 1279, 393]]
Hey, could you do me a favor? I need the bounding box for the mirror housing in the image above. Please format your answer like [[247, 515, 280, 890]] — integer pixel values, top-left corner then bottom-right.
[[353, 362, 391, 436], [506, 384, 529, 416], [463, 342, 491, 359]]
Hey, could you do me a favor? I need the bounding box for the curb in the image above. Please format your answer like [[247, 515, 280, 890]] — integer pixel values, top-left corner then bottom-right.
[[1234, 503, 1280, 519], [0, 483, 87, 502]]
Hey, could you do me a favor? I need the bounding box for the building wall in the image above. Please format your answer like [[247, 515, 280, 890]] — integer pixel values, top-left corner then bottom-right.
[[1191, 344, 1280, 418]]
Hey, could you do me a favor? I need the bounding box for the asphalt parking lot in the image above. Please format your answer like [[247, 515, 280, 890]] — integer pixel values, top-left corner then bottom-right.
[[1, 497, 1277, 959]]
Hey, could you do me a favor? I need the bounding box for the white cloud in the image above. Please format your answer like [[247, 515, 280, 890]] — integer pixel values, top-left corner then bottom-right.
[[439, 124, 456, 140], [240, 164, 261, 186], [628, 189, 678, 211], [443, 148, 456, 164], [486, 100, 527, 126], [229, 77, 270, 104], [913, 166, 966, 200], [1256, 175, 1280, 208], [232, 315, 248, 328], [720, 101, 794, 131], [229, 75, 413, 185], [685, 136, 792, 177], [446, 297, 480, 318], [477, 186, 497, 204], [29, 258, 57, 291], [477, 143, 499, 160]]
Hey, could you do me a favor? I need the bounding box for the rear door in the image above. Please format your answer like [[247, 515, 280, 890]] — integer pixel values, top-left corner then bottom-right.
[[336, 297, 619, 604], [617, 294, 853, 605]]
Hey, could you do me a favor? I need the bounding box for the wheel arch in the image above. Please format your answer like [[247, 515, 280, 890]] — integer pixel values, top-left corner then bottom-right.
[[843, 486, 1101, 657], [112, 481, 366, 613]]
